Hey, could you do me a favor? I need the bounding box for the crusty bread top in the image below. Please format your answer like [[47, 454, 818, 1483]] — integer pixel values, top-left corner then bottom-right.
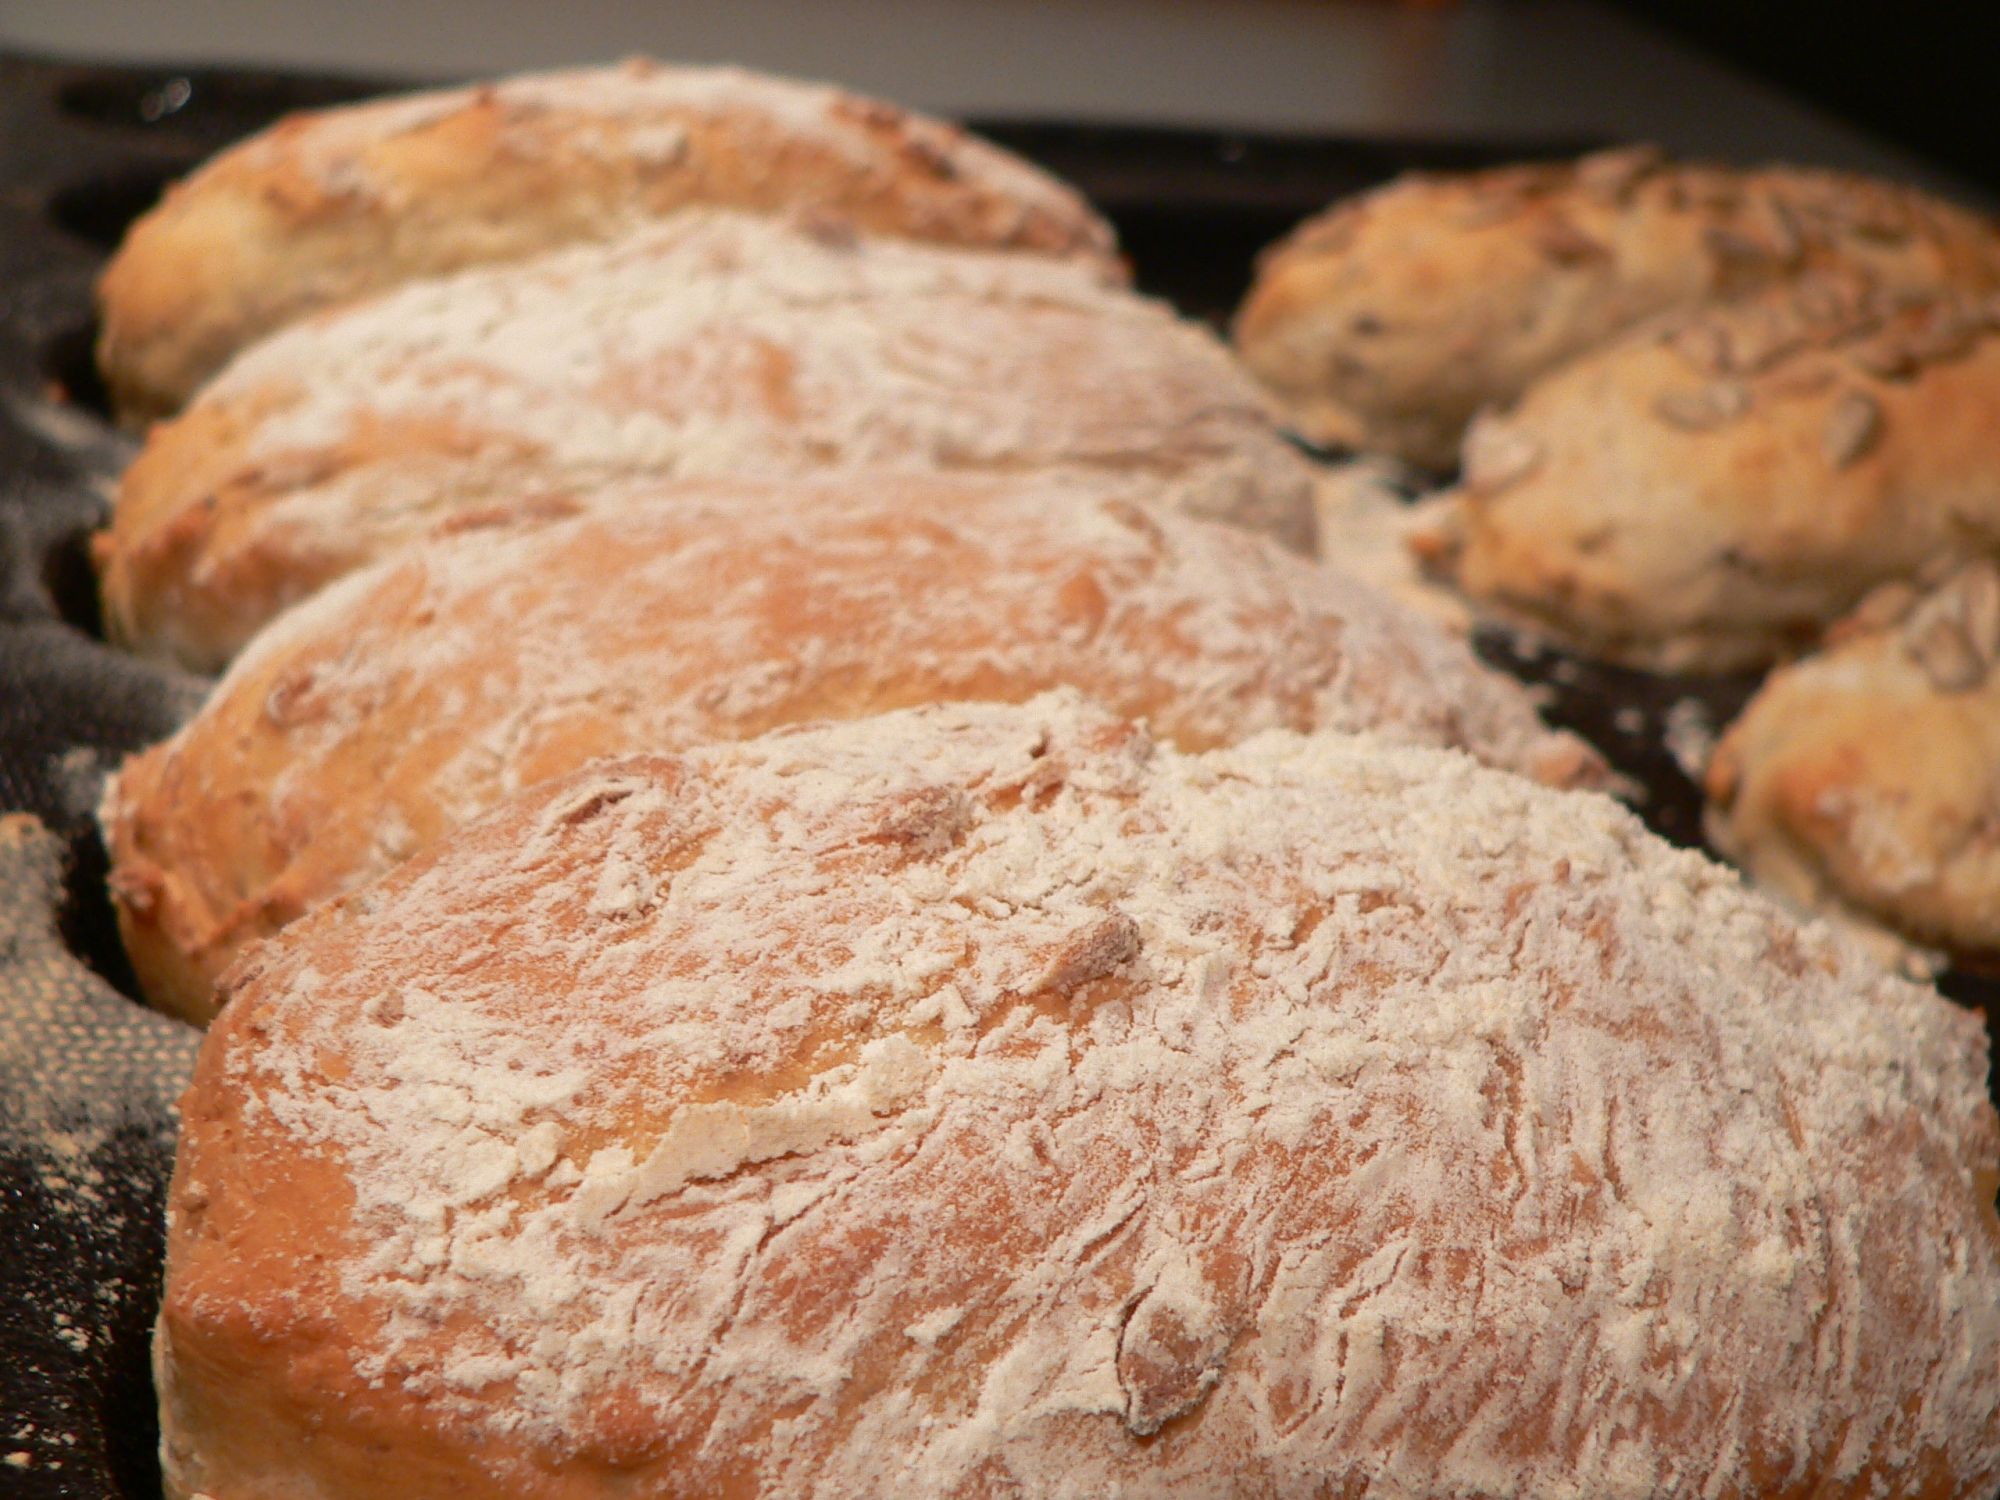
[[1430, 278, 2000, 671], [98, 209, 1314, 673], [1235, 148, 2000, 470], [97, 57, 1121, 420], [102, 474, 1597, 1024], [1705, 562, 2000, 962], [162, 692, 2000, 1500]]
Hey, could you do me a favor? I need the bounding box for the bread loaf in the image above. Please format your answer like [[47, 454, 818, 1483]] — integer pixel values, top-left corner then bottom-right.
[[102, 473, 1598, 1023], [1706, 561, 2000, 963], [157, 691, 2000, 1499], [1426, 279, 2000, 671], [1234, 150, 2000, 470], [96, 210, 1315, 673], [97, 58, 1121, 422]]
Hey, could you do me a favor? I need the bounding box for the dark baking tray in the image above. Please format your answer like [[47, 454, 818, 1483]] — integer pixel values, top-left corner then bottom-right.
[[0, 50, 1991, 1500]]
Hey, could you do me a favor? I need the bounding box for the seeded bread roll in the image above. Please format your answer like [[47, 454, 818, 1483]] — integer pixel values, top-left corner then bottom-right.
[[1706, 562, 2000, 964], [101, 473, 1600, 1024], [95, 210, 1315, 674], [1234, 149, 2000, 470], [158, 691, 2000, 1500], [96, 58, 1121, 423], [1421, 279, 2000, 672]]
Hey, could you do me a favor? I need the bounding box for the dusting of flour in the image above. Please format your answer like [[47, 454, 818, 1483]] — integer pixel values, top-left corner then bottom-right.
[[163, 693, 2000, 1499], [170, 208, 1313, 593], [104, 474, 1598, 1004]]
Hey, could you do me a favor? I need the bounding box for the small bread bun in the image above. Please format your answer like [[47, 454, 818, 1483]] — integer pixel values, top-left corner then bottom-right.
[[1234, 150, 2000, 470], [96, 58, 1121, 423], [1706, 561, 2000, 964], [101, 473, 1599, 1023], [1427, 279, 2000, 672], [158, 692, 2000, 1500], [96, 210, 1314, 673]]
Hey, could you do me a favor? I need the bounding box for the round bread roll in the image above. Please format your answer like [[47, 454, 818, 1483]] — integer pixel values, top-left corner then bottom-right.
[[95, 209, 1314, 673], [1706, 561, 2000, 964], [1423, 279, 2000, 672], [101, 474, 1599, 1024], [97, 58, 1121, 423], [1234, 149, 2000, 471], [159, 691, 2000, 1500]]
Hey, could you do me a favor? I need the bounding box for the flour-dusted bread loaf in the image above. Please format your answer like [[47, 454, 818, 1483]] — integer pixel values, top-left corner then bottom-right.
[[96, 210, 1316, 673], [1233, 149, 2000, 470], [157, 690, 2000, 1500], [96, 58, 1121, 423], [1422, 279, 2000, 671], [101, 474, 1599, 1023], [1706, 562, 2000, 964]]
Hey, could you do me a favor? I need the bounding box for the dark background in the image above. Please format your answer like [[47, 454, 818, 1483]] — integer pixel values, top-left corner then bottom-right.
[[1614, 2, 1993, 192]]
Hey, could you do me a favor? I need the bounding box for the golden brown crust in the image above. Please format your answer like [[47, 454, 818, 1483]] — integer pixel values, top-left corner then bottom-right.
[[1706, 562, 2000, 963], [1234, 149, 2000, 470], [97, 59, 1122, 423], [96, 210, 1313, 673], [101, 474, 1598, 1023], [1431, 279, 2000, 671], [158, 695, 2000, 1498]]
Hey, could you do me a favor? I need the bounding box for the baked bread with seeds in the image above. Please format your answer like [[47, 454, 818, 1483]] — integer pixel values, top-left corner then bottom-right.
[[1233, 149, 2000, 470], [1706, 561, 2000, 965], [96, 209, 1314, 674], [95, 58, 1121, 423], [1421, 278, 2000, 671], [101, 472, 1600, 1023], [157, 691, 2000, 1500]]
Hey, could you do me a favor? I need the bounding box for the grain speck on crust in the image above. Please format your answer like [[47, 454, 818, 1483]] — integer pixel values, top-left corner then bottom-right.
[[1901, 563, 2000, 691], [1460, 419, 1544, 492], [1821, 389, 1882, 469], [1653, 380, 1750, 430]]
